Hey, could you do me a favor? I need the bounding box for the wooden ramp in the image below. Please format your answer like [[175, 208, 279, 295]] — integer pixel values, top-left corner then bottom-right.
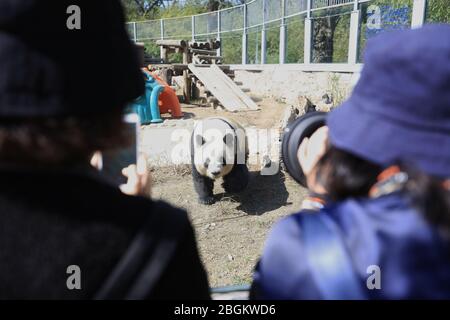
[[188, 64, 259, 112]]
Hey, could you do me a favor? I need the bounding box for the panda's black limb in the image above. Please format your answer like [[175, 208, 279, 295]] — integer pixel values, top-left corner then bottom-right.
[[192, 163, 216, 205], [222, 164, 249, 194]]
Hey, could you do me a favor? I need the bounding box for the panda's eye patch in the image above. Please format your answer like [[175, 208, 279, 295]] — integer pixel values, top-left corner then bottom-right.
[[196, 135, 205, 146], [204, 158, 210, 168], [223, 133, 234, 146]]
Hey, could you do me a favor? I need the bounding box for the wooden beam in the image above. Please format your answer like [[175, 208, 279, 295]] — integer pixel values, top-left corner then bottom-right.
[[189, 48, 218, 55], [195, 55, 223, 60], [210, 65, 259, 110], [156, 39, 187, 48]]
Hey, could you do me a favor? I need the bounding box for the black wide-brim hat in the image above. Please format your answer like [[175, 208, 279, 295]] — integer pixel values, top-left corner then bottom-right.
[[0, 0, 144, 117], [328, 24, 450, 178]]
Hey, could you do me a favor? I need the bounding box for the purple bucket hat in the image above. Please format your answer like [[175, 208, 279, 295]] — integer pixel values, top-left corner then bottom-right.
[[327, 24, 450, 178]]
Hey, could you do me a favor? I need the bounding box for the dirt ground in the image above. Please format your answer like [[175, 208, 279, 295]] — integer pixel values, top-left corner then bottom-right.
[[182, 99, 286, 129], [150, 165, 308, 288], [161, 96, 288, 129], [146, 97, 308, 288]]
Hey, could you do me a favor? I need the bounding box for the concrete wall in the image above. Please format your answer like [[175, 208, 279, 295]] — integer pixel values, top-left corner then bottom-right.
[[233, 65, 361, 107]]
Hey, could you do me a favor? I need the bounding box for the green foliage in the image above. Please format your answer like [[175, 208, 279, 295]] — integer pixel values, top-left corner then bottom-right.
[[221, 32, 242, 64], [286, 17, 305, 64], [247, 28, 261, 64], [144, 41, 160, 58], [332, 13, 350, 63], [121, 0, 241, 22], [159, 0, 208, 19], [265, 22, 280, 64], [125, 0, 449, 64], [310, 6, 353, 63], [329, 74, 348, 107], [426, 0, 450, 23], [121, 0, 163, 20]]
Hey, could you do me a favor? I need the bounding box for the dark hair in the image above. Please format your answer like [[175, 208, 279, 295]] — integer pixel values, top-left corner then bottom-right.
[[315, 146, 450, 232], [0, 110, 128, 166]]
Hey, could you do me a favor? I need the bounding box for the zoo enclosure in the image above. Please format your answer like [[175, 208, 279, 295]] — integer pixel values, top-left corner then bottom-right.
[[127, 0, 446, 65]]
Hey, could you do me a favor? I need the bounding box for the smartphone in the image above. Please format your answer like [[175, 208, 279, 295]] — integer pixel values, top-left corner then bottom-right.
[[99, 113, 140, 187]]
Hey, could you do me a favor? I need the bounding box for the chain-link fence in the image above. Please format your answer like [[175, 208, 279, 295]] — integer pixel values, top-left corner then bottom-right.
[[127, 0, 449, 65], [128, 0, 355, 42]]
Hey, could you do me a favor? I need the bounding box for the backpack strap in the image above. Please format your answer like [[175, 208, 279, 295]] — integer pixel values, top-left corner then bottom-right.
[[94, 201, 185, 300], [298, 212, 367, 300]]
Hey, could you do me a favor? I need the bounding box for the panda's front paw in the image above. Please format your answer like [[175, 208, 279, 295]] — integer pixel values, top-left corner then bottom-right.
[[198, 196, 215, 205]]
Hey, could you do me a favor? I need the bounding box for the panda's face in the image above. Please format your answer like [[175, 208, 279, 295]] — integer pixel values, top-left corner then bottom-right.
[[194, 132, 235, 180]]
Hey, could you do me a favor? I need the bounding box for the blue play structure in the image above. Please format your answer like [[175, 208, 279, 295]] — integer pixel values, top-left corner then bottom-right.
[[130, 72, 164, 124]]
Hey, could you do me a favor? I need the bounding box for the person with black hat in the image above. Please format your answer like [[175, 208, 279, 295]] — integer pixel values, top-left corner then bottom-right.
[[251, 24, 450, 300], [0, 1, 209, 299]]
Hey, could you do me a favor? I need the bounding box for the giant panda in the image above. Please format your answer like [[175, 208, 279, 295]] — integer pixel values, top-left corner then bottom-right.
[[191, 117, 249, 205]]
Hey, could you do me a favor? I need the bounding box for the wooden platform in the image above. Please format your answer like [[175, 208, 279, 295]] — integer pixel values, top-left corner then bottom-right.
[[188, 64, 259, 112]]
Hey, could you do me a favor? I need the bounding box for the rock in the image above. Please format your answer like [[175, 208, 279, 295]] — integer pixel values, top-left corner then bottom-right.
[[279, 105, 298, 129], [297, 96, 316, 114], [203, 223, 216, 231], [322, 93, 332, 104], [315, 102, 334, 113], [227, 254, 234, 261], [261, 155, 272, 169]]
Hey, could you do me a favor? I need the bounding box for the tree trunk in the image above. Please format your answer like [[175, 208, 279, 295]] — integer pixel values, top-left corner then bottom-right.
[[312, 16, 340, 63]]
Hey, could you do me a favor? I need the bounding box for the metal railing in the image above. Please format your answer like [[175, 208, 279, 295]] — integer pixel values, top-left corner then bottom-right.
[[127, 0, 433, 65]]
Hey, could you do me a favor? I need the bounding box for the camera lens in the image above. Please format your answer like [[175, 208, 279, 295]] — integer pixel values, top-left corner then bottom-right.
[[281, 111, 327, 187]]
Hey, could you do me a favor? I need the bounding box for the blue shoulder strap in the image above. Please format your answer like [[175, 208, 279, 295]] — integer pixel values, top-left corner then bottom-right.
[[299, 213, 367, 300]]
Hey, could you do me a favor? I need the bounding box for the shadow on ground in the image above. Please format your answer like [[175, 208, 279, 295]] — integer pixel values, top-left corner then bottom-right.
[[217, 171, 291, 216], [162, 111, 195, 120]]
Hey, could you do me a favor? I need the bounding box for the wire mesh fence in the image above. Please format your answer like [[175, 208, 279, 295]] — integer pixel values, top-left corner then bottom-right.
[[195, 11, 219, 37], [246, 0, 264, 28], [135, 19, 161, 41], [312, 0, 354, 9], [163, 16, 192, 39], [220, 5, 245, 33], [127, 0, 446, 64], [286, 0, 308, 18]]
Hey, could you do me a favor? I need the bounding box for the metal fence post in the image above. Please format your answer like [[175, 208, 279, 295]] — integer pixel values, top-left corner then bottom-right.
[[304, 0, 312, 64], [217, 12, 222, 57], [261, 0, 267, 64], [160, 19, 165, 59], [411, 0, 427, 28], [279, 0, 287, 64], [242, 5, 248, 64], [191, 16, 196, 41], [348, 0, 360, 64], [132, 22, 137, 43]]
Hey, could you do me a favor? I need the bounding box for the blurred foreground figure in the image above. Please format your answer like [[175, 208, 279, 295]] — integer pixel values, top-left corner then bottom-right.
[[0, 0, 209, 299], [252, 25, 450, 300]]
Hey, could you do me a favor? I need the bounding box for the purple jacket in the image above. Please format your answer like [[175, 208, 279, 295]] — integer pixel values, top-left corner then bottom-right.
[[251, 192, 450, 299]]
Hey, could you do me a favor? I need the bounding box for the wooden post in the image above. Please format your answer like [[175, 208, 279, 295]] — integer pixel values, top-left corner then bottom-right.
[[183, 46, 191, 103], [160, 47, 168, 62]]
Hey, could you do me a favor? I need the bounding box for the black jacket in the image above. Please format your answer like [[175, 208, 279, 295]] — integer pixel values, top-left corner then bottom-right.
[[0, 167, 210, 299]]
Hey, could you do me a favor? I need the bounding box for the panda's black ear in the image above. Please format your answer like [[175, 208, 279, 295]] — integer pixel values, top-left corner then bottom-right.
[[223, 133, 234, 146], [196, 134, 205, 146]]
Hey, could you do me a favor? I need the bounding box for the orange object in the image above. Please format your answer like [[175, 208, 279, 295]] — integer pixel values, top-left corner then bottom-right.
[[142, 68, 183, 118]]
